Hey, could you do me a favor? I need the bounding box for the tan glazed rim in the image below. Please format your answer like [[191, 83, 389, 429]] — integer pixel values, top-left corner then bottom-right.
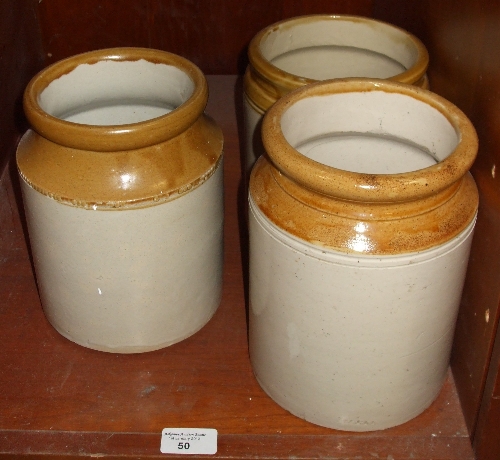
[[245, 15, 429, 112], [262, 78, 478, 203], [17, 47, 223, 209], [23, 47, 208, 152]]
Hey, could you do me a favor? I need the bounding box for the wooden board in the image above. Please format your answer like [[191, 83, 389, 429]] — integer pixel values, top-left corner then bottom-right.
[[373, 2, 500, 455], [36, 0, 373, 74], [0, 0, 43, 176]]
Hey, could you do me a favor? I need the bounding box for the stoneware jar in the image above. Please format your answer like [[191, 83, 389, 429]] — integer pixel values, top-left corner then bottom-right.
[[17, 48, 224, 353], [249, 78, 478, 431], [243, 15, 430, 183]]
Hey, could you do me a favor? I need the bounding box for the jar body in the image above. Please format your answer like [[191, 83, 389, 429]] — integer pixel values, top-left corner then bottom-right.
[[248, 79, 479, 430], [20, 156, 223, 353], [243, 15, 430, 182], [17, 48, 224, 353], [249, 189, 474, 430]]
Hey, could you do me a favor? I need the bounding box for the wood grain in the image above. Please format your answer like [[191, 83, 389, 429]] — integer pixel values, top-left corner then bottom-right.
[[0, 0, 43, 177], [474, 326, 500, 459], [37, 0, 373, 74], [373, 1, 500, 457]]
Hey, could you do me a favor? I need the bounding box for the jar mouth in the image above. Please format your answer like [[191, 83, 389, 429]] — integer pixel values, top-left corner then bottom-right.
[[39, 60, 195, 126], [262, 78, 478, 202], [250, 15, 428, 89], [24, 48, 208, 151]]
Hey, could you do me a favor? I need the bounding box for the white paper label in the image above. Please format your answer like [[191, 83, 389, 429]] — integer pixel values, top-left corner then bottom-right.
[[160, 428, 217, 455]]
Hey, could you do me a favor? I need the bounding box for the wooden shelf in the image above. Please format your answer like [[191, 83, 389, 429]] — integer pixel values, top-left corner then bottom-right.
[[0, 75, 474, 459]]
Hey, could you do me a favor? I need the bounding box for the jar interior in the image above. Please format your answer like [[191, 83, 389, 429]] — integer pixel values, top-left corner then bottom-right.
[[271, 46, 406, 80], [280, 91, 459, 174], [38, 59, 195, 125], [260, 19, 418, 80]]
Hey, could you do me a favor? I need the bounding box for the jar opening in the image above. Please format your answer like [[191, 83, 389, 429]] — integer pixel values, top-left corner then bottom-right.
[[260, 18, 418, 80], [38, 59, 195, 126], [281, 91, 459, 174]]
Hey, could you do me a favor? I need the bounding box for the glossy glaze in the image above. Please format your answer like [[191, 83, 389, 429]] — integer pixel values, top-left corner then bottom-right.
[[248, 79, 478, 430], [17, 48, 224, 352]]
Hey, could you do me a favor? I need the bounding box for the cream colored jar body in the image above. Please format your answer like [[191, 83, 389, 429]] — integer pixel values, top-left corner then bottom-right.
[[21, 164, 222, 353], [243, 15, 430, 183], [17, 48, 224, 353], [249, 201, 474, 430], [248, 79, 478, 430]]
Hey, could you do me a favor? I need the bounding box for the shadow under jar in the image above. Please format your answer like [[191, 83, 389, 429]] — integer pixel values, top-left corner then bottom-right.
[[243, 15, 430, 185], [248, 78, 478, 431], [17, 48, 224, 353]]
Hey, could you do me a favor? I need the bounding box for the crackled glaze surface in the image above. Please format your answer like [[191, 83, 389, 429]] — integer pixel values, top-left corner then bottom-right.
[[243, 15, 430, 182], [17, 48, 224, 352], [248, 79, 478, 431]]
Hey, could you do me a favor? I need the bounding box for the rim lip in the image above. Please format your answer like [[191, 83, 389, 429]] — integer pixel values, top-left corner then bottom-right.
[[262, 78, 478, 203], [23, 47, 208, 152], [248, 14, 429, 90]]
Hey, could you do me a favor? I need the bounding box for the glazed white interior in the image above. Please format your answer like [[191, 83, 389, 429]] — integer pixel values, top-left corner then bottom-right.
[[39, 59, 195, 125], [261, 19, 417, 80], [281, 91, 459, 174]]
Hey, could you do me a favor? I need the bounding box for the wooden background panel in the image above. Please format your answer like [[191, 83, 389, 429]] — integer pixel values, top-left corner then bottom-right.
[[146, 0, 280, 75], [38, 0, 373, 74], [281, 0, 372, 19], [474, 325, 500, 459], [0, 0, 43, 176], [373, 0, 485, 115], [462, 2, 500, 455], [36, 0, 151, 60], [374, 0, 500, 453], [5, 0, 500, 457]]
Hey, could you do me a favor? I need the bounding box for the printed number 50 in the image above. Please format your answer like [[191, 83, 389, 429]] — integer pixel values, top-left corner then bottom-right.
[[178, 442, 190, 450]]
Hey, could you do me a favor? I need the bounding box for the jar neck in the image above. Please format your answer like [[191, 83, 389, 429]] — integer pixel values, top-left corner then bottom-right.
[[23, 48, 208, 152], [18, 48, 224, 210], [250, 155, 478, 255], [244, 15, 429, 113], [271, 163, 462, 221]]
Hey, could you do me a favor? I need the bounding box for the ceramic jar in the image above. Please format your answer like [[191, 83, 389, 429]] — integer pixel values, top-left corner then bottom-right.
[[248, 79, 478, 431], [243, 15, 430, 183], [17, 48, 224, 353]]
